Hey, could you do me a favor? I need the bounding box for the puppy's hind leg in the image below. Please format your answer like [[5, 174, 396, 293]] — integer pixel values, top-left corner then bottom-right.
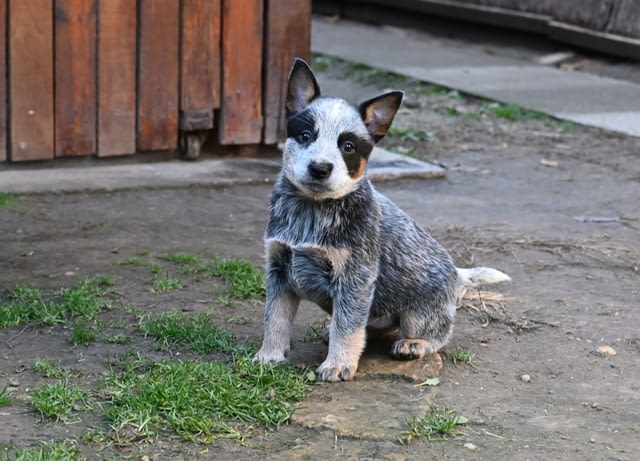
[[390, 302, 455, 360]]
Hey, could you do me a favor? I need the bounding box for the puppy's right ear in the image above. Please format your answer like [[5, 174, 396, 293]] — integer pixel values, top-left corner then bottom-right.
[[286, 58, 321, 116]]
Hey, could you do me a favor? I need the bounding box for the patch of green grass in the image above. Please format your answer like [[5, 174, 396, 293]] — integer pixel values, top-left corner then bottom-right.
[[30, 381, 91, 421], [147, 263, 162, 274], [449, 346, 475, 365], [484, 102, 551, 122], [388, 146, 418, 158], [0, 277, 114, 328], [117, 255, 163, 274], [414, 82, 448, 96], [0, 383, 12, 406], [413, 83, 462, 99], [303, 323, 326, 343], [159, 252, 201, 265], [558, 120, 576, 132], [103, 333, 132, 344], [206, 258, 265, 299], [57, 277, 114, 318], [465, 111, 483, 121], [69, 319, 98, 346], [0, 440, 87, 461], [152, 274, 182, 293], [140, 312, 243, 355], [404, 406, 468, 442], [116, 256, 147, 267], [103, 357, 312, 443], [387, 126, 438, 143], [311, 52, 340, 72], [343, 62, 407, 87], [441, 106, 461, 117], [0, 192, 23, 212], [33, 359, 73, 380]]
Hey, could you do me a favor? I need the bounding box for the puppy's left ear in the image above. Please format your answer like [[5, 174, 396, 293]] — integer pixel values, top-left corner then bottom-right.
[[286, 58, 321, 116], [359, 91, 404, 142]]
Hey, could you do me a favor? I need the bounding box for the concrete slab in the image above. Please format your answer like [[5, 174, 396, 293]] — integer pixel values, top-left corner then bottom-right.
[[312, 18, 640, 137], [0, 148, 444, 194], [291, 348, 443, 440]]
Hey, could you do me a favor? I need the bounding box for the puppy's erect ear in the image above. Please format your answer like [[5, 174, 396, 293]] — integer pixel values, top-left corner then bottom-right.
[[286, 58, 321, 116], [358, 91, 404, 142]]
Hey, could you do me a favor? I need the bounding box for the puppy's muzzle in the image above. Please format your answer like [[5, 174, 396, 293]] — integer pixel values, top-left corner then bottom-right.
[[308, 161, 333, 180]]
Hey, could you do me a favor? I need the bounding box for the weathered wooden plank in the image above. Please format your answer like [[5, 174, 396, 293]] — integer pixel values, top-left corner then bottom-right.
[[219, 0, 264, 144], [606, 0, 640, 38], [0, 0, 6, 162], [9, 0, 54, 161], [54, 0, 97, 157], [97, 0, 136, 157], [180, 0, 221, 131], [138, 0, 180, 151], [263, 0, 312, 144]]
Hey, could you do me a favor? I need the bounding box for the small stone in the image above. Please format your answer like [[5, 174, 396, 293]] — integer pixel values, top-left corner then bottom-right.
[[520, 374, 531, 383], [589, 438, 596, 444], [8, 379, 19, 387], [597, 346, 616, 357], [464, 442, 478, 451]]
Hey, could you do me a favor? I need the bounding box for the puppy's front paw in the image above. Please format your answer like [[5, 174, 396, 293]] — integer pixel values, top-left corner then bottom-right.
[[390, 339, 431, 360], [253, 347, 288, 365], [316, 360, 356, 382]]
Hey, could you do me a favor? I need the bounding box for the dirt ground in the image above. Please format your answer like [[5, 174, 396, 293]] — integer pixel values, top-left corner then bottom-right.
[[2, 41, 640, 460]]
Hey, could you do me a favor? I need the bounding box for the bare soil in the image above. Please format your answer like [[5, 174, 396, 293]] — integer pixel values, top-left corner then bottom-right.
[[1, 55, 640, 460]]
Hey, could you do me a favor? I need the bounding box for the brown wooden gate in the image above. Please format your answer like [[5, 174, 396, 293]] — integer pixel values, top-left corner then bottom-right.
[[0, 0, 311, 163]]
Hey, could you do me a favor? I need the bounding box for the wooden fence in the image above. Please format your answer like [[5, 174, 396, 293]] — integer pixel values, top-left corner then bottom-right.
[[320, 0, 640, 60], [0, 0, 311, 163]]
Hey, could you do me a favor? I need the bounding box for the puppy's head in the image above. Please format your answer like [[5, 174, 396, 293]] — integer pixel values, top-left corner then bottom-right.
[[283, 58, 403, 200]]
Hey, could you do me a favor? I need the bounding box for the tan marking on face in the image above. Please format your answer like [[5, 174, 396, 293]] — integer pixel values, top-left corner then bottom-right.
[[348, 156, 368, 179]]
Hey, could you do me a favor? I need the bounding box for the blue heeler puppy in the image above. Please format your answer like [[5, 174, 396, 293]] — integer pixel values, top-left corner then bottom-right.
[[253, 59, 510, 382]]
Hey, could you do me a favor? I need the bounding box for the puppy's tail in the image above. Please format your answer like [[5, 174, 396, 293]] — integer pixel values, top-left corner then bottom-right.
[[456, 267, 511, 299]]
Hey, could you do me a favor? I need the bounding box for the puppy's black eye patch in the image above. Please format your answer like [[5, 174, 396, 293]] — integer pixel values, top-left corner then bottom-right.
[[338, 132, 374, 176], [338, 132, 373, 156], [287, 110, 317, 146]]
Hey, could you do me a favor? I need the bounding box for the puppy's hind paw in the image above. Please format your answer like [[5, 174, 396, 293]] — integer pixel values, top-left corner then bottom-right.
[[390, 339, 431, 360], [253, 348, 288, 365], [316, 361, 356, 382]]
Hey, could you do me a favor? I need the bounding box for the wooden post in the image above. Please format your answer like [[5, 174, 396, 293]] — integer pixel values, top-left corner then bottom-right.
[[9, 0, 55, 161], [219, 0, 264, 145], [54, 0, 97, 157], [0, 0, 6, 161], [180, 0, 221, 131], [97, 0, 137, 157], [138, 0, 180, 151], [263, 0, 312, 144]]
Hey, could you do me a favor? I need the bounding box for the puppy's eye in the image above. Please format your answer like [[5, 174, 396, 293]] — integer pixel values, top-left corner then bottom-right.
[[297, 130, 312, 144], [342, 141, 356, 154]]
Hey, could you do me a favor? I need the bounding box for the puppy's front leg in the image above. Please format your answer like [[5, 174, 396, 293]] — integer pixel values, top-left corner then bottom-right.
[[316, 320, 366, 382], [316, 285, 373, 382], [254, 242, 300, 365], [254, 289, 299, 364]]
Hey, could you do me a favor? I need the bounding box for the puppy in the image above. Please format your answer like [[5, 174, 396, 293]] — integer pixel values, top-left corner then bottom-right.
[[253, 59, 510, 382]]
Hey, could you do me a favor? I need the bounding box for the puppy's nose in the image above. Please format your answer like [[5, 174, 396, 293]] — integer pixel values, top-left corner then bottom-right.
[[308, 161, 333, 180]]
